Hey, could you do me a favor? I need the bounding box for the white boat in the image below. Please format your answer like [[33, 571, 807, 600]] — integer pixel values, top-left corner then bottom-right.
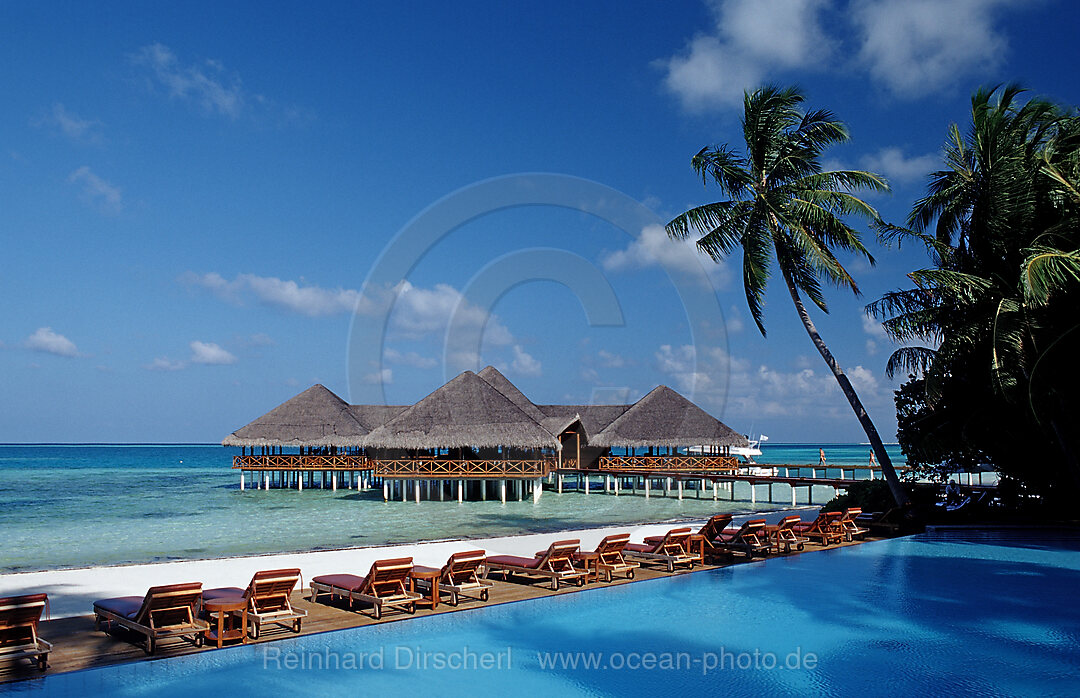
[[691, 435, 775, 476], [731, 434, 766, 463]]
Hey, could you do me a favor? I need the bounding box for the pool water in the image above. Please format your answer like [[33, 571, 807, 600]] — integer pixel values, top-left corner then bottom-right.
[[15, 530, 1080, 696]]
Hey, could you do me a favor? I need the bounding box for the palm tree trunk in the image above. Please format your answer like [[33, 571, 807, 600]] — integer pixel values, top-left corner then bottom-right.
[[782, 272, 911, 507]]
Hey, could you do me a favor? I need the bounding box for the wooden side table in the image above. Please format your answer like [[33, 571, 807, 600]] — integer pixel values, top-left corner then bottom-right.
[[572, 551, 600, 583], [204, 596, 247, 648], [410, 566, 442, 609], [687, 535, 706, 564]]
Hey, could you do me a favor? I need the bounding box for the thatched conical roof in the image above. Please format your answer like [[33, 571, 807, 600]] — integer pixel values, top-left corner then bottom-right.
[[222, 384, 367, 447], [476, 365, 547, 422], [360, 371, 559, 449], [589, 386, 747, 448], [538, 404, 631, 439], [348, 404, 409, 431]]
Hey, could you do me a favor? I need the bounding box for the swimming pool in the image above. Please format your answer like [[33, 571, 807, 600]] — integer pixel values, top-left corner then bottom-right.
[[14, 530, 1080, 696]]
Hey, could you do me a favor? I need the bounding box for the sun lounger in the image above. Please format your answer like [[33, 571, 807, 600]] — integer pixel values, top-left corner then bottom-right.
[[310, 558, 421, 619], [792, 510, 844, 546], [93, 583, 208, 655], [624, 527, 696, 572], [433, 551, 493, 606], [771, 515, 810, 554], [713, 519, 771, 558], [204, 568, 307, 639], [483, 540, 587, 590], [657, 514, 733, 562], [839, 507, 871, 541], [576, 534, 640, 582], [0, 594, 52, 671]]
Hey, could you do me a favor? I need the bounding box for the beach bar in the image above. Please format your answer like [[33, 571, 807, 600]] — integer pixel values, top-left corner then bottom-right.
[[223, 366, 750, 502]]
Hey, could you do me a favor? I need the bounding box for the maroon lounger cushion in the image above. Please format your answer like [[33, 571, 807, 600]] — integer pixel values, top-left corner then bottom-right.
[[623, 542, 660, 554], [485, 555, 542, 570], [202, 586, 246, 601], [312, 574, 367, 591], [93, 596, 144, 619], [643, 536, 665, 545]]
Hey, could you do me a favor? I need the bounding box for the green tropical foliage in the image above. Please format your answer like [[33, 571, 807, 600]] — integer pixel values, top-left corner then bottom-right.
[[869, 85, 1080, 508], [666, 85, 910, 507]]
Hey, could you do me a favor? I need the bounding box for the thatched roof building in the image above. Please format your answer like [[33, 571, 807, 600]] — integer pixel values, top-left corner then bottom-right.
[[222, 366, 746, 451], [360, 371, 559, 450], [589, 385, 746, 448], [222, 384, 368, 447]]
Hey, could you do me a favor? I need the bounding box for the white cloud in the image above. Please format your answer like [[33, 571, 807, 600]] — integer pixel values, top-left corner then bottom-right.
[[146, 357, 186, 372], [362, 368, 393, 385], [383, 348, 437, 369], [851, 0, 1016, 96], [655, 342, 893, 422], [602, 224, 725, 285], [146, 340, 236, 371], [183, 272, 516, 345], [860, 147, 939, 184], [391, 282, 512, 344], [510, 345, 542, 377], [862, 313, 890, 356], [34, 103, 102, 143], [190, 341, 236, 365], [68, 166, 122, 213], [596, 349, 627, 368], [861, 314, 888, 339], [448, 351, 482, 369], [25, 327, 80, 357], [659, 0, 834, 111], [182, 272, 365, 317], [132, 43, 250, 118], [725, 306, 745, 334]]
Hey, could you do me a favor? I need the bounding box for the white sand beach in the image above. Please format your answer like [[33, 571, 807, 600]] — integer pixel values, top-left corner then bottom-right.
[[0, 510, 810, 619]]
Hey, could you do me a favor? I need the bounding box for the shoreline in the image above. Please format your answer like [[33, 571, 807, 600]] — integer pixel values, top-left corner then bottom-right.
[[0, 504, 808, 575], [0, 507, 813, 619]]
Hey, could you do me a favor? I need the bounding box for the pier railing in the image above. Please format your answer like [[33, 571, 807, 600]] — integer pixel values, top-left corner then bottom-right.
[[232, 454, 369, 470], [596, 454, 741, 474], [372, 458, 553, 479]]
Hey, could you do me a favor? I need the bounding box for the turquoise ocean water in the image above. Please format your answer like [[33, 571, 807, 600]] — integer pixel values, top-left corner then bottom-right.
[[0, 444, 903, 573]]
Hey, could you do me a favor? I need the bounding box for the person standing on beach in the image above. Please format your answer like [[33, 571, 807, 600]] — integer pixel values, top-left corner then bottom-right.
[[869, 449, 876, 467], [819, 448, 827, 467]]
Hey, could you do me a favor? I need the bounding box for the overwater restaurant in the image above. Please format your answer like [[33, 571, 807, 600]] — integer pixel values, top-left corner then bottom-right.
[[223, 366, 749, 502]]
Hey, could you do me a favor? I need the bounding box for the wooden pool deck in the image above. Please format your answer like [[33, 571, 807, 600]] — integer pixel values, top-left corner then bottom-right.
[[0, 536, 878, 685]]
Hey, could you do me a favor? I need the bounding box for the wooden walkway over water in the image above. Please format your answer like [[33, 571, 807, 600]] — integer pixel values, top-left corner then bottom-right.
[[0, 535, 878, 686]]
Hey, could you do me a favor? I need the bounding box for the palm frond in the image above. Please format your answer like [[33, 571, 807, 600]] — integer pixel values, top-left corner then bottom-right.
[[885, 346, 937, 380]]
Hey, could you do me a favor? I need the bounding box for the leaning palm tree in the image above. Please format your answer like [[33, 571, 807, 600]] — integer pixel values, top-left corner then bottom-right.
[[666, 85, 909, 506]]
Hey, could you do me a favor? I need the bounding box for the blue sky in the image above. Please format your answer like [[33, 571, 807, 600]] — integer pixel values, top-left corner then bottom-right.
[[3, 0, 1078, 443]]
